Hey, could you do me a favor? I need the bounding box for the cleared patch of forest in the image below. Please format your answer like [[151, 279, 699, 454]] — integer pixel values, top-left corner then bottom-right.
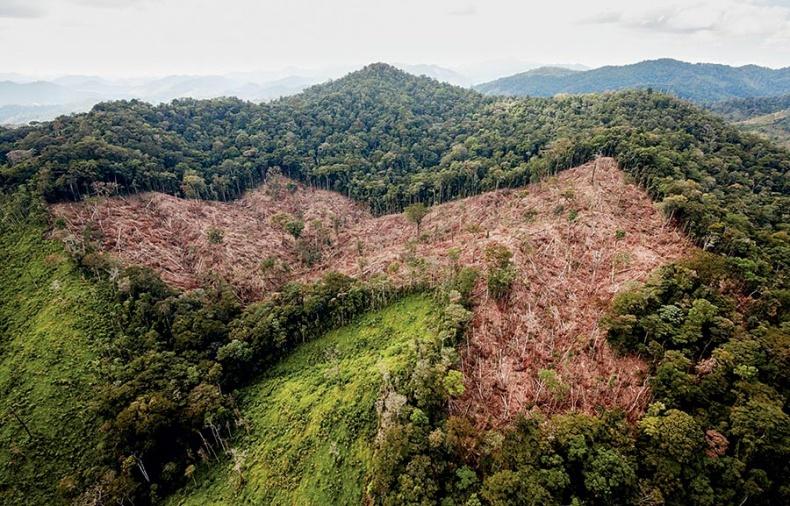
[[52, 174, 371, 300], [52, 158, 691, 424], [165, 295, 438, 505]]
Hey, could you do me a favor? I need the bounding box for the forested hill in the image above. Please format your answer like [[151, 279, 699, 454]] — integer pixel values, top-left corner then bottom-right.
[[475, 58, 790, 102], [1, 62, 788, 283], [1, 62, 789, 505], [0, 63, 490, 211]]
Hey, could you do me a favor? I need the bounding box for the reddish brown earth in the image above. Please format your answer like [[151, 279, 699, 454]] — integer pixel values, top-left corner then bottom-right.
[[52, 158, 693, 426]]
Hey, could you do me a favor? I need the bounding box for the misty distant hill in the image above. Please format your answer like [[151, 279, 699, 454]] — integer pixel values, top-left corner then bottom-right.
[[475, 58, 790, 102], [0, 80, 99, 106], [397, 64, 472, 86], [0, 74, 325, 125]]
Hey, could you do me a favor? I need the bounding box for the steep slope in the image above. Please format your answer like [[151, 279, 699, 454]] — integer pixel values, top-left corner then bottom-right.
[[166, 295, 438, 505], [476, 59, 790, 102], [0, 223, 114, 505], [53, 158, 692, 424]]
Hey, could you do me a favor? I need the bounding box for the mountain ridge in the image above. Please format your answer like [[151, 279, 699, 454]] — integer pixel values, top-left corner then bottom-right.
[[476, 58, 790, 102]]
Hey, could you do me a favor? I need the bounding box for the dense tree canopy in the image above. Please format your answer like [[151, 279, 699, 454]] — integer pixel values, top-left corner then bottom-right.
[[0, 63, 787, 505]]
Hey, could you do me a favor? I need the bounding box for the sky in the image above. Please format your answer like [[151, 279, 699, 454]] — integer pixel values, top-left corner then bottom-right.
[[1, 0, 788, 78]]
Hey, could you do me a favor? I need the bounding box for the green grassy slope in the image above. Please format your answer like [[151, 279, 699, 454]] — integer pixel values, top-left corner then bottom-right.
[[0, 225, 113, 504], [167, 295, 437, 506]]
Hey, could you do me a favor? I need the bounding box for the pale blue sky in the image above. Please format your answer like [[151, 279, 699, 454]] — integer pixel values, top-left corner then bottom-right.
[[1, 0, 788, 77]]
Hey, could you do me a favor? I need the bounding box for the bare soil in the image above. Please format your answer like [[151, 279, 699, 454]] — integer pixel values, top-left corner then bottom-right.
[[52, 158, 692, 426]]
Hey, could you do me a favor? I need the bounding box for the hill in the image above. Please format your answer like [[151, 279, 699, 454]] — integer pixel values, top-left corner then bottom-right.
[[0, 81, 98, 107], [0, 63, 788, 505], [475, 58, 790, 102], [0, 103, 93, 126]]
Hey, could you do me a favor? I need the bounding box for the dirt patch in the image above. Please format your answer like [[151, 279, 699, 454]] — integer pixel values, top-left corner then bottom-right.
[[52, 158, 692, 425]]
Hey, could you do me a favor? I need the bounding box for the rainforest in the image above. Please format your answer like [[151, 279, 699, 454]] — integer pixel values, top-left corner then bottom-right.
[[0, 62, 788, 506]]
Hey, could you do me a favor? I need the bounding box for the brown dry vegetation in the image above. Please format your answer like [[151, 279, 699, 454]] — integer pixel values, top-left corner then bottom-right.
[[52, 158, 692, 425], [53, 177, 372, 300]]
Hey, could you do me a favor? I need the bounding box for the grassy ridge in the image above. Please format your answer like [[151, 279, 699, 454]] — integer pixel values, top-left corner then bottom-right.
[[0, 225, 113, 504], [167, 295, 437, 506]]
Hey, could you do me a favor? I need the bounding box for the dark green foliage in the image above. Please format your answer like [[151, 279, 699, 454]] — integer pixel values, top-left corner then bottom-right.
[[485, 242, 516, 300], [0, 64, 787, 505], [206, 227, 223, 244], [284, 219, 304, 239], [404, 202, 429, 235], [606, 259, 738, 359], [602, 257, 789, 505], [477, 413, 637, 506], [707, 94, 790, 121]]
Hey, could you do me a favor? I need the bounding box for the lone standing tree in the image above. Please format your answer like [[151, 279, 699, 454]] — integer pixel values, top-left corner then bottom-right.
[[404, 203, 429, 236]]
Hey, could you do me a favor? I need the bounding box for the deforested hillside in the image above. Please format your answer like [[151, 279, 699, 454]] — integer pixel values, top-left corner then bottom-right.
[[475, 58, 790, 102], [53, 159, 691, 425], [0, 64, 788, 505], [52, 174, 372, 300]]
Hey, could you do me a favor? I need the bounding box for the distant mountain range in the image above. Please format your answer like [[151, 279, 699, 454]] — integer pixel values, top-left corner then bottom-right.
[[6, 59, 789, 126], [0, 73, 330, 125], [475, 59, 790, 102]]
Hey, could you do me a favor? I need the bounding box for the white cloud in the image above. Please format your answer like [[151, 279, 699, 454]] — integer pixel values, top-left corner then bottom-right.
[[585, 0, 790, 39]]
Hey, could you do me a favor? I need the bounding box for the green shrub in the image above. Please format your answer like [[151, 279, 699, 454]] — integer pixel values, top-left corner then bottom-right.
[[206, 227, 224, 244]]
